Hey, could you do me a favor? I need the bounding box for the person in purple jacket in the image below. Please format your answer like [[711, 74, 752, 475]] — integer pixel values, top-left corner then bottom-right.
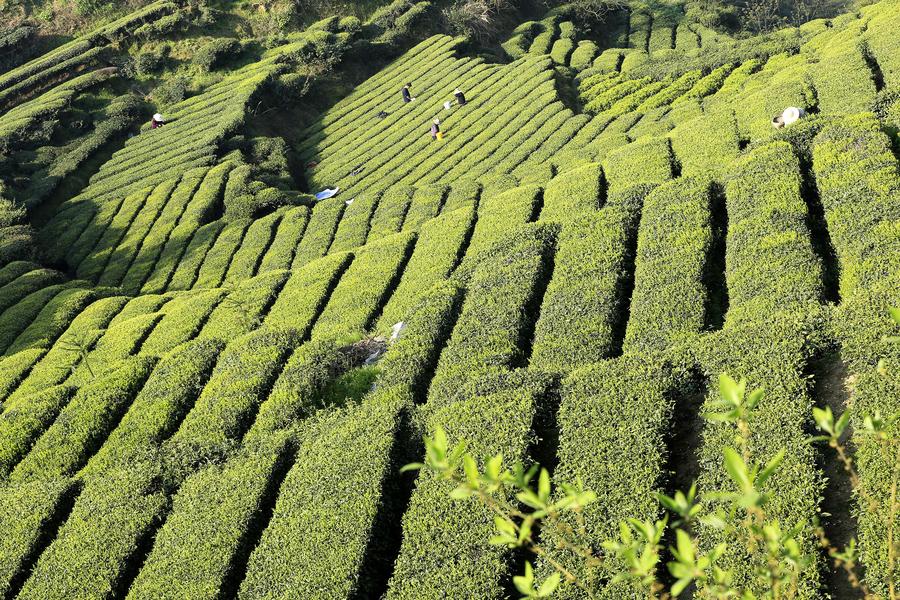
[[430, 118, 442, 141]]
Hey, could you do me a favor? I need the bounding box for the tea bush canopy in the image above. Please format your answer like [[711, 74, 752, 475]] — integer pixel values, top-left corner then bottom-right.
[[0, 0, 897, 597]]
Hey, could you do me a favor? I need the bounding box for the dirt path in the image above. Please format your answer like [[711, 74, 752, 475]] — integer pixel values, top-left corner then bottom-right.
[[810, 351, 865, 599]]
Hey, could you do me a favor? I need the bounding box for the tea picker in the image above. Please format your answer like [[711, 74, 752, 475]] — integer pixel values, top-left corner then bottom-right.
[[430, 118, 442, 141], [771, 106, 806, 129], [402, 83, 415, 103]]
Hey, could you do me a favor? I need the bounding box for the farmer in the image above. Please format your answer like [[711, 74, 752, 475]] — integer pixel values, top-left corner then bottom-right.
[[402, 83, 414, 103], [454, 88, 467, 105], [771, 106, 806, 129], [430, 118, 442, 141], [151, 113, 165, 129]]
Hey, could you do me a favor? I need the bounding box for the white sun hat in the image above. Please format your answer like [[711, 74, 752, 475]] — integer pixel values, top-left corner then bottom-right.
[[782, 107, 804, 126], [153, 113, 163, 121]]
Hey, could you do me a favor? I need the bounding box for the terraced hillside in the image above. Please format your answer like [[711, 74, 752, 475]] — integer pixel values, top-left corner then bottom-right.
[[0, 0, 898, 597]]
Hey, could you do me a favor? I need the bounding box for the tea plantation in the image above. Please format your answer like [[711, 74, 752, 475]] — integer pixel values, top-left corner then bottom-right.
[[0, 0, 898, 597]]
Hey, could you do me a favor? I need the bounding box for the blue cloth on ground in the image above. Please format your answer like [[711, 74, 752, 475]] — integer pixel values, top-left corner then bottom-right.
[[315, 188, 339, 201]]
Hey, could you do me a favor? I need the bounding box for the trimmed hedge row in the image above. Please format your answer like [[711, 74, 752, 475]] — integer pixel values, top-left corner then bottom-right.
[[812, 116, 900, 298], [19, 465, 166, 600], [140, 290, 226, 356], [377, 206, 474, 334], [193, 219, 253, 290], [5, 296, 128, 404], [266, 253, 353, 334], [0, 478, 75, 598], [0, 348, 45, 405], [539, 162, 603, 222], [427, 222, 556, 409], [584, 77, 650, 113], [98, 178, 181, 288], [569, 41, 599, 71], [376, 280, 465, 396], [166, 221, 225, 291], [108, 295, 169, 328], [323, 59, 508, 193], [674, 62, 734, 105], [311, 52, 493, 186], [332, 58, 556, 196], [140, 162, 233, 294], [68, 313, 161, 385], [403, 184, 448, 231], [669, 108, 740, 179], [257, 206, 311, 272], [638, 70, 702, 111], [693, 318, 824, 598], [550, 37, 575, 65], [602, 136, 673, 191], [387, 388, 541, 598], [128, 434, 292, 600], [627, 105, 673, 140], [674, 22, 700, 52], [298, 37, 460, 160], [545, 356, 682, 597], [293, 197, 346, 268], [9, 356, 155, 484], [199, 270, 289, 342], [164, 327, 299, 467], [703, 58, 762, 110], [593, 49, 624, 73], [0, 268, 64, 316], [502, 21, 538, 60], [0, 282, 88, 356], [441, 179, 480, 213], [118, 168, 209, 294], [723, 141, 822, 325], [367, 187, 413, 242], [623, 177, 712, 354], [240, 389, 410, 599], [731, 54, 816, 141], [864, 4, 899, 90], [23, 95, 143, 211], [0, 68, 116, 151], [246, 339, 343, 440], [298, 35, 455, 138], [0, 386, 74, 480], [532, 186, 649, 373], [0, 261, 37, 288], [313, 232, 415, 341], [302, 37, 459, 155], [813, 117, 900, 596], [463, 185, 541, 262], [360, 62, 553, 191], [434, 80, 558, 182], [508, 113, 590, 178], [82, 338, 224, 480], [71, 188, 154, 273], [813, 34, 877, 115], [224, 209, 288, 285], [5, 288, 99, 356], [329, 194, 380, 253]]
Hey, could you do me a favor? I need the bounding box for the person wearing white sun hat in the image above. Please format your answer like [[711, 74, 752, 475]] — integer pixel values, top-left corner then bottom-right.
[[772, 106, 806, 129], [151, 113, 165, 129]]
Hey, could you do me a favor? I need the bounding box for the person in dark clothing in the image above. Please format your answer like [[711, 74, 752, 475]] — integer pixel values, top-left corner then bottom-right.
[[151, 113, 165, 129], [430, 118, 441, 141], [402, 83, 413, 103], [454, 88, 467, 105]]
